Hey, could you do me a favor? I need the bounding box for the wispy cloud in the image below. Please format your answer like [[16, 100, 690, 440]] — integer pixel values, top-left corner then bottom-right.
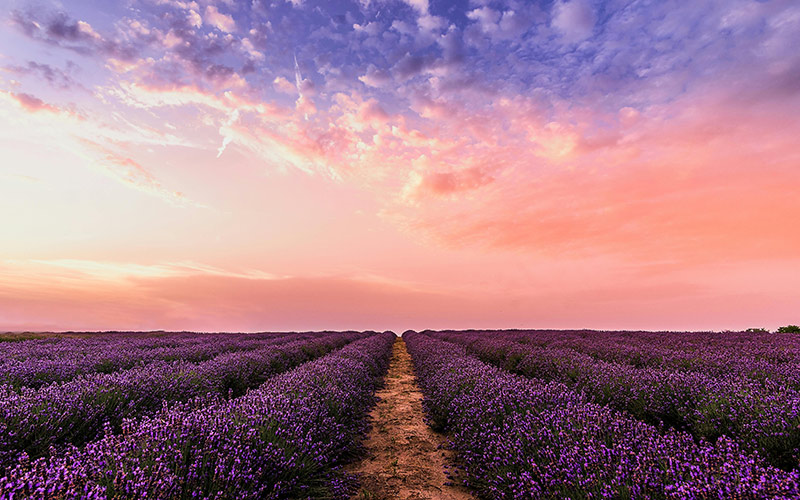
[[204, 5, 236, 33], [0, 89, 200, 206], [3, 61, 82, 90], [551, 0, 595, 42]]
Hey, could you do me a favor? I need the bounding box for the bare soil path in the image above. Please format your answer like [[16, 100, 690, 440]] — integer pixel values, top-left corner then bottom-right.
[[348, 337, 473, 500]]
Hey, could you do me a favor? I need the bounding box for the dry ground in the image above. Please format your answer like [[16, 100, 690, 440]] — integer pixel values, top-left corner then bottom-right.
[[347, 337, 473, 500]]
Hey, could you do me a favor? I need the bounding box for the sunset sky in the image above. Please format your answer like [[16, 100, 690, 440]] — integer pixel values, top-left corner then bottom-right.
[[1, 0, 798, 333]]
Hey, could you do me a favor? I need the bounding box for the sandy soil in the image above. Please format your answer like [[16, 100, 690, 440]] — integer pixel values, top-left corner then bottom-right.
[[348, 337, 473, 500]]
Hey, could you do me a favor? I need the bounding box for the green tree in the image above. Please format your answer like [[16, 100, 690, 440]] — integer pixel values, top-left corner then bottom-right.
[[777, 325, 800, 333]]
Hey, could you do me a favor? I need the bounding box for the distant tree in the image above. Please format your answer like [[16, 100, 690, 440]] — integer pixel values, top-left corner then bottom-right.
[[777, 325, 800, 333], [745, 327, 769, 333]]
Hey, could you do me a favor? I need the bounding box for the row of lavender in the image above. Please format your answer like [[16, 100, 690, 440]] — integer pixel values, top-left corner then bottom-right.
[[0, 331, 368, 473], [466, 329, 800, 385], [0, 332, 394, 499], [0, 333, 298, 389], [406, 332, 800, 499], [427, 330, 800, 470]]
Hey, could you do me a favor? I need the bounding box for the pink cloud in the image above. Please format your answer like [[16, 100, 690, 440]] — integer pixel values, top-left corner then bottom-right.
[[359, 65, 393, 88], [273, 76, 297, 94], [79, 141, 194, 206], [393, 84, 800, 269], [2, 259, 798, 333], [467, 7, 501, 34], [204, 5, 236, 33], [357, 99, 389, 124], [402, 0, 428, 15], [7, 92, 61, 113], [78, 29, 799, 277], [0, 260, 502, 332], [414, 165, 495, 197], [187, 10, 202, 29], [552, 0, 595, 42]]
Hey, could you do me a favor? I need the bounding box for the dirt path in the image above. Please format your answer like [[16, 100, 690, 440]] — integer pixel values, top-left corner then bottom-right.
[[348, 337, 473, 500]]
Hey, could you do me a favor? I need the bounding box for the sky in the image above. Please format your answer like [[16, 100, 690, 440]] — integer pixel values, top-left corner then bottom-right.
[[0, 0, 798, 333]]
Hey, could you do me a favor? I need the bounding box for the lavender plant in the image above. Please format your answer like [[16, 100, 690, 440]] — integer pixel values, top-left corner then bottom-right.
[[429, 330, 800, 470], [0, 332, 366, 472], [406, 332, 800, 499], [0, 333, 394, 499], [0, 333, 296, 389]]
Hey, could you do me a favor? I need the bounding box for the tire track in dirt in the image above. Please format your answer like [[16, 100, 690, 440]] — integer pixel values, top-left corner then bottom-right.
[[348, 337, 473, 500]]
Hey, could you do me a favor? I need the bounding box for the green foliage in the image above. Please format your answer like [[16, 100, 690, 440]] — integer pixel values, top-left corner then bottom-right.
[[745, 327, 769, 333], [777, 325, 800, 333]]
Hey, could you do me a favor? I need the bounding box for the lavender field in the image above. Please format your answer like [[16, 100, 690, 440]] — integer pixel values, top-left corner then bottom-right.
[[1, 329, 799, 499], [408, 330, 800, 499], [0, 331, 394, 499]]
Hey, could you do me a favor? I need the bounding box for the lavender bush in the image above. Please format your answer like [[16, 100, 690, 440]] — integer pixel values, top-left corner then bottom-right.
[[0, 333, 296, 389], [429, 330, 800, 470], [0, 332, 366, 472], [0, 332, 394, 499], [406, 332, 800, 499]]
